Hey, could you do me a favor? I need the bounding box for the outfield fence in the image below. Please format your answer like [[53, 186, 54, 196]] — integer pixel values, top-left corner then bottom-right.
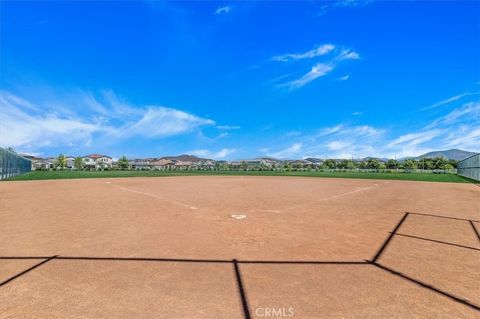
[[457, 153, 480, 181], [0, 147, 32, 180]]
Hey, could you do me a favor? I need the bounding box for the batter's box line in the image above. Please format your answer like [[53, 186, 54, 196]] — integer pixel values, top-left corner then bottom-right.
[[367, 211, 480, 312], [393, 232, 480, 251], [408, 212, 480, 223], [0, 255, 57, 287], [469, 221, 480, 242], [368, 261, 480, 311]]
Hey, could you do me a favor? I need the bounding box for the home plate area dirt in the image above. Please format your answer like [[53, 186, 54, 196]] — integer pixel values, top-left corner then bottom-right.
[[0, 176, 479, 318]]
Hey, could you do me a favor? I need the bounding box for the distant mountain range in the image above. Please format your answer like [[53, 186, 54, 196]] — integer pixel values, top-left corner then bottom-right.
[[415, 149, 477, 161], [159, 154, 212, 162]]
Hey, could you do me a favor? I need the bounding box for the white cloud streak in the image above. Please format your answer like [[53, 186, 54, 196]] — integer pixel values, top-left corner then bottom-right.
[[273, 44, 360, 90], [215, 6, 231, 14], [421, 92, 472, 111], [126, 107, 214, 138], [272, 44, 335, 62], [0, 90, 217, 153], [216, 125, 240, 130], [268, 143, 302, 159], [190, 148, 236, 159], [264, 99, 480, 159], [283, 63, 334, 90]]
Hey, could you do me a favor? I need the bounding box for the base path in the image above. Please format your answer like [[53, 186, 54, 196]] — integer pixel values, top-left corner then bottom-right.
[[0, 176, 479, 318]]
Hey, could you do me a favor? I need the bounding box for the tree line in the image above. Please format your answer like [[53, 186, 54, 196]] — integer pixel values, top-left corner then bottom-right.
[[50, 154, 457, 171]]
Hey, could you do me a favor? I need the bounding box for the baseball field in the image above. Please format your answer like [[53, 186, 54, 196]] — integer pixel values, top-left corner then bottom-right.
[[1, 176, 479, 318]]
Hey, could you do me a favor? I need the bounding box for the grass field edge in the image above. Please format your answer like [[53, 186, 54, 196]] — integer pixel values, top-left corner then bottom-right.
[[3, 170, 475, 184]]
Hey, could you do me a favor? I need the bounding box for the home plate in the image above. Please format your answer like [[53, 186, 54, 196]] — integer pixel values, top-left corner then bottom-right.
[[231, 214, 247, 220]]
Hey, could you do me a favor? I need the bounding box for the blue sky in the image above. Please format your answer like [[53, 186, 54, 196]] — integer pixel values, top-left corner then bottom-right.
[[1, 0, 479, 159]]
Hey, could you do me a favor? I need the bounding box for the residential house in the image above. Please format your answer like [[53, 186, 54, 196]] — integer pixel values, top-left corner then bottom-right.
[[66, 156, 75, 169], [150, 159, 175, 170], [229, 159, 271, 170], [128, 159, 152, 170], [83, 154, 113, 169], [173, 161, 190, 170], [32, 158, 55, 170]]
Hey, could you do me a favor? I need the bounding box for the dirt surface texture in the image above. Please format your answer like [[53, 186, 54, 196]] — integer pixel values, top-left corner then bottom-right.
[[1, 176, 479, 318]]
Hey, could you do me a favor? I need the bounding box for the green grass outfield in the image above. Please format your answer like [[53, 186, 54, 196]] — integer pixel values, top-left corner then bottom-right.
[[5, 170, 476, 183]]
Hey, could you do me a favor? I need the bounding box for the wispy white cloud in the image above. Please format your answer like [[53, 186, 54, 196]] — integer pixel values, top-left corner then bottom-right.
[[272, 44, 335, 62], [268, 143, 302, 159], [421, 92, 474, 111], [387, 130, 441, 148], [425, 101, 480, 128], [338, 75, 350, 81], [273, 44, 360, 90], [0, 90, 218, 154], [318, 0, 375, 17], [190, 148, 236, 159], [263, 98, 480, 159], [337, 50, 360, 61], [217, 132, 229, 138], [282, 63, 334, 90], [125, 107, 214, 138], [327, 141, 350, 151], [334, 0, 374, 8], [319, 124, 343, 136], [216, 125, 240, 130], [215, 6, 231, 14], [443, 127, 480, 150]]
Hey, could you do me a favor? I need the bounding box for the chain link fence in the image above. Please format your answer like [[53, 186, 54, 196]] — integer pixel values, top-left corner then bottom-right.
[[0, 147, 32, 180], [457, 153, 480, 181]]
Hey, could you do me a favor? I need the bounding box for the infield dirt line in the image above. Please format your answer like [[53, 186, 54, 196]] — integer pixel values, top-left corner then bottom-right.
[[394, 233, 480, 251], [0, 256, 369, 265], [470, 221, 480, 242], [233, 259, 251, 319], [113, 184, 199, 210], [371, 212, 410, 263], [273, 181, 385, 213], [370, 262, 480, 311], [0, 256, 58, 287]]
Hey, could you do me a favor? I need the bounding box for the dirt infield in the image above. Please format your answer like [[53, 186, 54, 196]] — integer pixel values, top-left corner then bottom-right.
[[0, 176, 479, 318]]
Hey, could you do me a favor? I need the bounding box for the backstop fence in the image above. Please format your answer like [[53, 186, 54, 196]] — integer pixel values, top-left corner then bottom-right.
[[457, 153, 480, 181], [0, 147, 32, 180]]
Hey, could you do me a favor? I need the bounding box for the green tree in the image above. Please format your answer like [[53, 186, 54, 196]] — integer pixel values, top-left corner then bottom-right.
[[324, 159, 337, 169], [55, 154, 67, 169], [443, 163, 454, 170], [403, 159, 418, 170], [386, 159, 398, 169], [366, 158, 381, 169], [74, 156, 84, 170], [448, 159, 457, 168], [118, 156, 129, 170], [418, 158, 434, 170], [358, 161, 368, 169], [347, 160, 355, 169], [432, 157, 449, 170]]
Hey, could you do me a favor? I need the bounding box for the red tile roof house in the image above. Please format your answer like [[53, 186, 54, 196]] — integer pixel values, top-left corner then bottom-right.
[[82, 154, 113, 169]]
